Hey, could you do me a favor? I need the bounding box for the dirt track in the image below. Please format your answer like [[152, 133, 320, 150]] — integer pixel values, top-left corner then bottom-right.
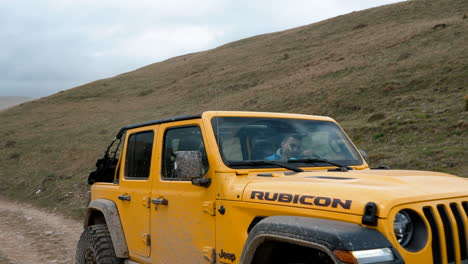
[[0, 198, 82, 264]]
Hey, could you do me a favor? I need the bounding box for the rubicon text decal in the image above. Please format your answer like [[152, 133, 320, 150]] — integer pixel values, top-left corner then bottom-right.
[[250, 191, 352, 209]]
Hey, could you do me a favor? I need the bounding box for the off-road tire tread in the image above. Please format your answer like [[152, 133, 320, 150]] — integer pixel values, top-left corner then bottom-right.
[[75, 224, 123, 264]]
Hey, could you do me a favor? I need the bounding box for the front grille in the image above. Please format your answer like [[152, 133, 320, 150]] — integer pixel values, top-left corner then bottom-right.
[[423, 201, 468, 264]]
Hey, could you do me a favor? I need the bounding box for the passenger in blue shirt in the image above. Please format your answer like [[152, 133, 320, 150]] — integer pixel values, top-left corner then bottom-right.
[[266, 134, 305, 161]]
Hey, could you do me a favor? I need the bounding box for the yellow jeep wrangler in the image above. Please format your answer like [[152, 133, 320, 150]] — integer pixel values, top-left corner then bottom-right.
[[75, 111, 468, 264]]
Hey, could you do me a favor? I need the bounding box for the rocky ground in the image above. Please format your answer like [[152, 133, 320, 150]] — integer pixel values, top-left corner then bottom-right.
[[0, 198, 81, 264]]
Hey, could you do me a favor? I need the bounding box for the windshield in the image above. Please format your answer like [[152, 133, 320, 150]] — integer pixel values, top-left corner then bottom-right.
[[211, 117, 363, 168]]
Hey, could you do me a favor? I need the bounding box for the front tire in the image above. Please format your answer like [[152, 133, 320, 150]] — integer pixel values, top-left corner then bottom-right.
[[75, 224, 123, 264]]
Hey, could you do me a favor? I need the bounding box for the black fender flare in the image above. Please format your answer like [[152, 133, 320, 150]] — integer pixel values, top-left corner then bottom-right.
[[84, 199, 129, 258], [240, 216, 403, 264]]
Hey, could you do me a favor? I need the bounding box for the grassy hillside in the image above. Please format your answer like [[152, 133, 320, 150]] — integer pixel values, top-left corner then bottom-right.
[[0, 0, 467, 217]]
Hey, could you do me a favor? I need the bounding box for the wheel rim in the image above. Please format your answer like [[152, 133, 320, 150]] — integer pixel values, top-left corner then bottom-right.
[[84, 248, 96, 264]]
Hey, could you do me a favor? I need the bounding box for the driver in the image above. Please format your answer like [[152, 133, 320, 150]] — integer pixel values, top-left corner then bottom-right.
[[266, 134, 308, 161]]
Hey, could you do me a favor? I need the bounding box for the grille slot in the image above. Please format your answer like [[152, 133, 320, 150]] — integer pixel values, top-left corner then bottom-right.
[[463, 202, 468, 217], [424, 206, 442, 264], [450, 203, 468, 261], [437, 204, 456, 263]]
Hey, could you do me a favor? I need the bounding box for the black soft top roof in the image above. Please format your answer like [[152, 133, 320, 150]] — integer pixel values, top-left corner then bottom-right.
[[115, 114, 201, 139]]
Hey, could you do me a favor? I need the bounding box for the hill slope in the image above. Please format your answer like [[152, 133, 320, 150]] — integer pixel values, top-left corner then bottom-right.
[[0, 0, 467, 217]]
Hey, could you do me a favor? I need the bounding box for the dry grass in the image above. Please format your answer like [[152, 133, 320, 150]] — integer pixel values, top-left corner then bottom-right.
[[0, 0, 467, 218]]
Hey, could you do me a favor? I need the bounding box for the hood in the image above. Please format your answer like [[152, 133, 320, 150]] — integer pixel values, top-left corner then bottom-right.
[[241, 169, 468, 218]]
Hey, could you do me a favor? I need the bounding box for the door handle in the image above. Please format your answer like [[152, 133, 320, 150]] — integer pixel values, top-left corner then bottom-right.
[[118, 195, 131, 201], [151, 198, 168, 205]]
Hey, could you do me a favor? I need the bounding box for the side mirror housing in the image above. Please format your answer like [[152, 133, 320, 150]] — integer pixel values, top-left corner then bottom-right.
[[359, 149, 370, 164], [173, 151, 203, 179]]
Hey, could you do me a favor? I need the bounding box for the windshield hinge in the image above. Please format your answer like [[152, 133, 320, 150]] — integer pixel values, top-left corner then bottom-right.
[[203, 201, 216, 216], [203, 247, 216, 264]]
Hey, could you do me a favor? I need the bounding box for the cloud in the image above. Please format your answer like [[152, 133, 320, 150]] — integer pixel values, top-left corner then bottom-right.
[[106, 25, 225, 60]]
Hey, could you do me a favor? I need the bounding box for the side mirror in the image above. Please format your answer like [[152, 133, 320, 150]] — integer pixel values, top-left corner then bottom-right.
[[359, 149, 370, 164], [173, 151, 203, 179]]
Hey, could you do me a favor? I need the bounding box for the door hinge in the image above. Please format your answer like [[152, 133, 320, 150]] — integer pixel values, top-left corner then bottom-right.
[[143, 233, 151, 246], [144, 197, 151, 208], [203, 201, 216, 216], [202, 247, 216, 264]]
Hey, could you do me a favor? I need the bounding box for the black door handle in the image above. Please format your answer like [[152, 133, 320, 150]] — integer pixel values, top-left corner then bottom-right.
[[118, 195, 131, 201], [151, 198, 168, 205]]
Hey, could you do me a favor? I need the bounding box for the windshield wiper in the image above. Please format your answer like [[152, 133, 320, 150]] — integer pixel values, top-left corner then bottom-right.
[[227, 160, 304, 172], [287, 159, 351, 171]]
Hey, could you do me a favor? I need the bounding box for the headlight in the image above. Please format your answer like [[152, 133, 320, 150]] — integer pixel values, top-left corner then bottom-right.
[[393, 209, 428, 252], [394, 211, 414, 246]]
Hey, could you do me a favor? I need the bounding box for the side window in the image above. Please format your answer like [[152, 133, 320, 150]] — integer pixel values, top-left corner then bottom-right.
[[125, 131, 154, 179], [162, 126, 209, 179]]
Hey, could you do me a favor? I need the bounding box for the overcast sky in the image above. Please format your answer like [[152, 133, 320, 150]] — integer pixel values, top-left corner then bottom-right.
[[1, 0, 404, 98]]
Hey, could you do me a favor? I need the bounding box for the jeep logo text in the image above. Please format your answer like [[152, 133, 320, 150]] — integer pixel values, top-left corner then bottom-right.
[[219, 249, 236, 262]]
